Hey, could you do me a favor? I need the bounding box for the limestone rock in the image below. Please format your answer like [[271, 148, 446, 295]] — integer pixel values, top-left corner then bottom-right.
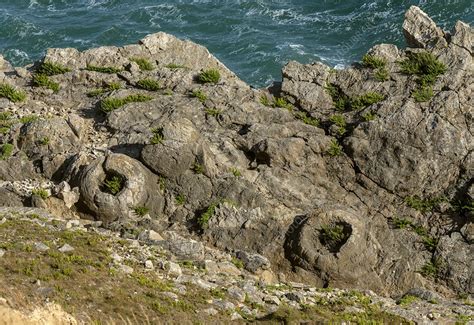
[[403, 6, 446, 48]]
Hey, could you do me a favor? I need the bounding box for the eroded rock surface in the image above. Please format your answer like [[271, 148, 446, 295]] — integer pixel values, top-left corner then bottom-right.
[[0, 6, 472, 303]]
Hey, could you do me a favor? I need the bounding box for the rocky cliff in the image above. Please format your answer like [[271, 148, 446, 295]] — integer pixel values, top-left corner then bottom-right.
[[0, 6, 472, 324]]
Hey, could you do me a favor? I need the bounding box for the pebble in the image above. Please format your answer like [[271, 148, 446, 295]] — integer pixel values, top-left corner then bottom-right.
[[145, 260, 154, 269], [35, 242, 50, 251], [0, 249, 5, 258], [58, 243, 75, 253]]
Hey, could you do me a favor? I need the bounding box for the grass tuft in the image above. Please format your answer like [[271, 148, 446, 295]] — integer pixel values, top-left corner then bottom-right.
[[191, 89, 207, 103], [136, 79, 161, 91], [197, 69, 220, 84], [412, 86, 433, 102], [86, 65, 122, 74], [327, 139, 343, 156], [103, 174, 125, 195], [99, 94, 152, 113], [150, 127, 164, 145], [0, 143, 14, 160], [131, 58, 153, 71], [362, 55, 387, 69], [0, 84, 27, 102], [37, 61, 70, 76], [33, 74, 60, 92], [351, 92, 384, 110]]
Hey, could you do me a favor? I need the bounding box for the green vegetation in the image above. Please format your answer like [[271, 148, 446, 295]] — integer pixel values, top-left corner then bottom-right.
[[175, 194, 186, 206], [326, 83, 351, 111], [327, 139, 343, 157], [102, 174, 125, 195], [351, 92, 385, 110], [362, 111, 376, 121], [326, 84, 384, 111], [31, 188, 49, 199], [33, 74, 60, 92], [397, 295, 418, 306], [230, 167, 242, 177], [87, 82, 122, 97], [165, 63, 188, 70], [37, 61, 70, 75], [231, 257, 244, 269], [131, 58, 153, 71], [392, 217, 412, 229], [99, 94, 153, 113], [132, 206, 149, 217], [19, 115, 39, 124], [38, 137, 50, 145], [329, 114, 347, 136], [320, 224, 347, 249], [192, 163, 205, 174], [404, 196, 446, 212], [0, 84, 27, 102], [375, 67, 390, 81], [391, 217, 438, 252], [85, 65, 122, 74], [191, 89, 207, 103], [412, 86, 434, 102], [399, 51, 447, 101], [197, 69, 221, 84], [198, 202, 218, 229], [362, 55, 387, 69], [259, 95, 271, 107], [136, 78, 161, 91], [150, 127, 164, 145], [0, 143, 14, 160], [295, 111, 319, 126], [420, 258, 443, 278], [0, 112, 13, 135], [272, 97, 293, 110], [204, 108, 221, 117]]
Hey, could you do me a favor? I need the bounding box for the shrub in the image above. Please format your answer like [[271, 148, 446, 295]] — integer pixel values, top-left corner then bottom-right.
[[136, 79, 161, 91], [327, 139, 343, 156], [191, 89, 207, 103], [132, 206, 149, 217], [272, 97, 292, 110], [329, 114, 346, 135], [412, 86, 433, 102], [260, 95, 271, 107], [175, 194, 186, 205], [33, 74, 60, 92], [0, 84, 27, 102], [99, 94, 153, 113], [85, 65, 122, 74], [362, 55, 386, 69], [131, 58, 153, 71], [32, 188, 49, 199], [192, 163, 204, 174], [399, 52, 447, 83], [150, 127, 164, 145], [325, 83, 351, 111], [197, 69, 220, 84], [198, 203, 217, 229], [103, 174, 124, 195], [375, 67, 390, 81], [351, 92, 384, 110], [404, 196, 445, 212], [37, 61, 70, 75], [295, 111, 319, 127], [0, 143, 14, 160], [362, 111, 376, 121]]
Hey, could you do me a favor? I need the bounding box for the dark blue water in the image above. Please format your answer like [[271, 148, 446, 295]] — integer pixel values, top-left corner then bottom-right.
[[0, 1, 472, 87]]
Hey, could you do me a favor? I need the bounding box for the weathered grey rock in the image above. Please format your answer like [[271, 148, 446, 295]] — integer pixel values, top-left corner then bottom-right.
[[58, 244, 74, 253], [78, 153, 164, 224], [35, 242, 50, 251], [162, 261, 182, 277], [0, 249, 5, 258], [236, 251, 271, 273], [403, 6, 446, 48]]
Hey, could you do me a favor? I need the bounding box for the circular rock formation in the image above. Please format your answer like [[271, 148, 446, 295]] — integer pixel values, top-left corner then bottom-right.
[[79, 153, 163, 223]]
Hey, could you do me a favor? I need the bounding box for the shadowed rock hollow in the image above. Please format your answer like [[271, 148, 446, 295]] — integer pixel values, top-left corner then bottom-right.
[[0, 5, 472, 303]]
